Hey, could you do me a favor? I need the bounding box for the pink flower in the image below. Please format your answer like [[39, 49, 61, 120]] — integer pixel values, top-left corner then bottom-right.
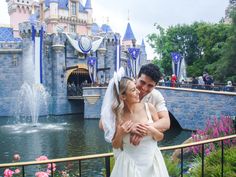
[[36, 155, 48, 161], [4, 169, 14, 177], [35, 171, 49, 177], [47, 163, 56, 172], [14, 169, 21, 174], [61, 171, 69, 177], [205, 148, 210, 156], [13, 154, 21, 161]]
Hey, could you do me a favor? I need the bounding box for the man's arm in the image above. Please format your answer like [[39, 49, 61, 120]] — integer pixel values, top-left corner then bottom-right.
[[152, 110, 170, 132]]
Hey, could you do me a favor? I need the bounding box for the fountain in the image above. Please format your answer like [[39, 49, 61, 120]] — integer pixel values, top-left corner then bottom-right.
[[12, 22, 49, 126], [14, 82, 49, 126]]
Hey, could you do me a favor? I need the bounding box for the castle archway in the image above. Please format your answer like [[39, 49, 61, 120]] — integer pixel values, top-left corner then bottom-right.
[[66, 64, 91, 96]]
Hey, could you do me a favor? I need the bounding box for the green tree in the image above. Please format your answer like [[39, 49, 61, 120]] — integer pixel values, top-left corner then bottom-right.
[[214, 8, 236, 82], [148, 20, 234, 82]]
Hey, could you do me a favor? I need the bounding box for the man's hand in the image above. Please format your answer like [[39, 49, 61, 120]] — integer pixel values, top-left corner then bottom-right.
[[130, 133, 143, 146]]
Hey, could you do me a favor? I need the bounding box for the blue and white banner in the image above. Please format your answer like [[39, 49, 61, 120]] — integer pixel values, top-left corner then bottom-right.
[[128, 48, 140, 60], [87, 56, 97, 83], [171, 52, 182, 78]]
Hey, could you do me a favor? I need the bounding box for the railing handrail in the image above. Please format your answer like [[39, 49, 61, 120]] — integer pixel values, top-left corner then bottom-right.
[[0, 134, 235, 168], [160, 134, 236, 150]]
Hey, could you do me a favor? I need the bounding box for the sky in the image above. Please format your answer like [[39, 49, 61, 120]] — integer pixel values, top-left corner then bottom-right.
[[0, 0, 230, 59]]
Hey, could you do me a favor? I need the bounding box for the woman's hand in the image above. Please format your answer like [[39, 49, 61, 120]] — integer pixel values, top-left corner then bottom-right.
[[131, 123, 148, 137], [119, 120, 134, 135], [112, 120, 134, 149]]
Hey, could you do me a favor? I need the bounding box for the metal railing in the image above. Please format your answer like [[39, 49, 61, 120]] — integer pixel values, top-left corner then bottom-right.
[[159, 82, 236, 92], [0, 134, 235, 177]]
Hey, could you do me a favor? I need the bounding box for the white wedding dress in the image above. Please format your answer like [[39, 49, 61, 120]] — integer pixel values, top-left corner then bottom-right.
[[111, 103, 169, 177]]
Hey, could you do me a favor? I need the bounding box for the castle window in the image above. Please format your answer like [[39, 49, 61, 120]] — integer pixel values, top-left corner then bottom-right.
[[71, 2, 76, 16], [70, 24, 76, 33]]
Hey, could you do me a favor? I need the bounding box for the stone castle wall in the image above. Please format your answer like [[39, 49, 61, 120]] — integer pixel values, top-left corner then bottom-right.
[[83, 86, 236, 130]]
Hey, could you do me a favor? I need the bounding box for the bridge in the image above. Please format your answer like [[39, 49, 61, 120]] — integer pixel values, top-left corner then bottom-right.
[[83, 86, 236, 130]]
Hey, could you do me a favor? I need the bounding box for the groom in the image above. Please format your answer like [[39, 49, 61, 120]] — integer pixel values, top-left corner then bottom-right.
[[130, 63, 170, 145]]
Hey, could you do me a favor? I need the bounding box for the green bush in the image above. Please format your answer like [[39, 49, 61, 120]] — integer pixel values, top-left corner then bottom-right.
[[187, 146, 236, 177], [163, 154, 180, 177]]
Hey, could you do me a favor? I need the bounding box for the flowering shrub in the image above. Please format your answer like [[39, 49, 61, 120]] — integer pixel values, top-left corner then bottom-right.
[[35, 155, 56, 176], [190, 115, 236, 156], [3, 154, 56, 177], [3, 154, 21, 177]]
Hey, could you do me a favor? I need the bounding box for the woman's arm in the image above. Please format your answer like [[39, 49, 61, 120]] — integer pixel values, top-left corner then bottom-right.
[[112, 120, 134, 149]]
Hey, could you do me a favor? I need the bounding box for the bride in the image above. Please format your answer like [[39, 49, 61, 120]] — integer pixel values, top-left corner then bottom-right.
[[100, 68, 169, 177]]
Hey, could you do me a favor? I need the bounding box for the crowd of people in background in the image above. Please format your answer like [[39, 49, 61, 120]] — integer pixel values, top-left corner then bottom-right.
[[67, 72, 235, 97], [158, 72, 235, 92]]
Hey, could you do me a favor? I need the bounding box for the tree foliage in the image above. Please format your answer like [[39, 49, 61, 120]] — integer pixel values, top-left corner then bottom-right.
[[147, 9, 236, 82]]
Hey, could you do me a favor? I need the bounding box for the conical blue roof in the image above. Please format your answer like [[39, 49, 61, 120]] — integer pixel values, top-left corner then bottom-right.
[[123, 22, 136, 41], [45, 0, 68, 9], [140, 39, 147, 55], [101, 24, 112, 33], [79, 1, 86, 12], [91, 23, 100, 34], [0, 27, 21, 42], [141, 39, 145, 47], [85, 0, 92, 9]]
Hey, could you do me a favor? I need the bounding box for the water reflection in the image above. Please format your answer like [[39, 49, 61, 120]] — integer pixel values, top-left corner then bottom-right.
[[0, 115, 191, 176]]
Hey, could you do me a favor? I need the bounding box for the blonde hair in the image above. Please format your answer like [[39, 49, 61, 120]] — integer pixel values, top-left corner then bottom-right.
[[112, 76, 133, 122]]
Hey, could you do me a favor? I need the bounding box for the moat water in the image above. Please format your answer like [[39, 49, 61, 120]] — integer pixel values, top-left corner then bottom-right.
[[0, 115, 192, 176]]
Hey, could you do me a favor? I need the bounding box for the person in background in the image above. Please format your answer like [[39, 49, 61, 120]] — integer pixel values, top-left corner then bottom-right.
[[225, 81, 235, 92], [198, 76, 205, 89], [171, 74, 177, 87], [192, 76, 198, 89]]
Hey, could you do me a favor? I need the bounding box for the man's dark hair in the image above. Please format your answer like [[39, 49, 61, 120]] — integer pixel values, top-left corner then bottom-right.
[[138, 63, 162, 83]]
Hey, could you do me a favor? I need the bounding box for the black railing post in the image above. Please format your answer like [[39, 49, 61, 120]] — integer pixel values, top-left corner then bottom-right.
[[22, 165, 25, 177], [79, 160, 81, 177], [181, 148, 183, 177], [105, 156, 110, 177], [51, 162, 54, 177], [221, 141, 224, 177], [201, 144, 205, 177]]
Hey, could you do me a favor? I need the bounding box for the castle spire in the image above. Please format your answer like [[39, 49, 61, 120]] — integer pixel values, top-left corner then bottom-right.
[[141, 39, 147, 55], [122, 22, 136, 42], [85, 0, 92, 9]]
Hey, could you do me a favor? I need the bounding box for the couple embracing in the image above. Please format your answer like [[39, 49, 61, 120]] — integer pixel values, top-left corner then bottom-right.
[[99, 64, 170, 177]]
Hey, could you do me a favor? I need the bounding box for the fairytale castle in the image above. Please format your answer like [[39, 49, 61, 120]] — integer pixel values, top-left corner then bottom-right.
[[0, 0, 148, 116]]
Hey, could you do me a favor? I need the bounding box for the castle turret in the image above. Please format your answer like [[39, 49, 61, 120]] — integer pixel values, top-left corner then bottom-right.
[[6, 0, 39, 37], [85, 0, 92, 35], [122, 22, 136, 50], [140, 39, 148, 66], [48, 0, 59, 33]]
